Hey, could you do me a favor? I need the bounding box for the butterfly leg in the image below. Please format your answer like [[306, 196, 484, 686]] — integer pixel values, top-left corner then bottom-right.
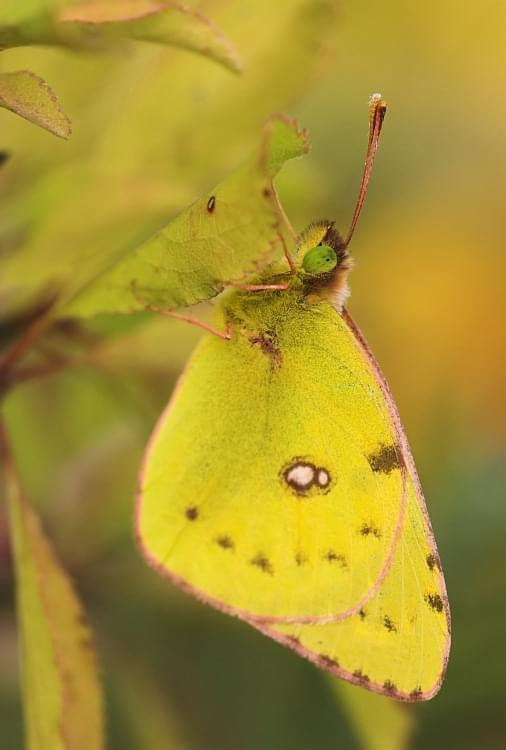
[[145, 306, 232, 341], [130, 282, 232, 340], [278, 230, 297, 274]]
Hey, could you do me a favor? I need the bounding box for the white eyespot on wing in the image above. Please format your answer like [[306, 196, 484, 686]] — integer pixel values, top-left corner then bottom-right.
[[282, 460, 333, 496], [286, 463, 315, 490], [317, 469, 330, 488]]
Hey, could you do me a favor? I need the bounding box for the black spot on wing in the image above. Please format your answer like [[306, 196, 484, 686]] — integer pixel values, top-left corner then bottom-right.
[[383, 615, 397, 633], [358, 608, 367, 620], [319, 654, 339, 668], [185, 506, 199, 520], [216, 535, 234, 550], [425, 592, 444, 612], [360, 522, 381, 539], [249, 330, 282, 366], [426, 553, 441, 571], [410, 687, 423, 699], [383, 680, 397, 694], [250, 554, 273, 575], [324, 550, 347, 568], [367, 444, 403, 474], [353, 669, 370, 684], [295, 552, 307, 566]]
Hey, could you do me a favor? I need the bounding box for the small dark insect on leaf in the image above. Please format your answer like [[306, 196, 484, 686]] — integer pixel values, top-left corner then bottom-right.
[[207, 195, 216, 213]]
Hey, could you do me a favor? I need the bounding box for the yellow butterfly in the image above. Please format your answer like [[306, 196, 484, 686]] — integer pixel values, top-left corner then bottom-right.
[[136, 96, 450, 701]]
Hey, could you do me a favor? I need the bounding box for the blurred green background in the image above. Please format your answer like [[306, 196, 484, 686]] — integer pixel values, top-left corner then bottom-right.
[[1, 1, 505, 748]]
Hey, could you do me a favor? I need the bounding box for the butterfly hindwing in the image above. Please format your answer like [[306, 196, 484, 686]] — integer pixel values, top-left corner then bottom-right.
[[256, 312, 450, 699], [260, 471, 450, 700]]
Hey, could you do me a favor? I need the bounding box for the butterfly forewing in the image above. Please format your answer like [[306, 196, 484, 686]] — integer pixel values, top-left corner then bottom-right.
[[137, 292, 408, 623]]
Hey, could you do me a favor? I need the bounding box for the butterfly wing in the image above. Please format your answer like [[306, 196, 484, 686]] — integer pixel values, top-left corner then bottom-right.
[[137, 293, 410, 623], [256, 311, 450, 700]]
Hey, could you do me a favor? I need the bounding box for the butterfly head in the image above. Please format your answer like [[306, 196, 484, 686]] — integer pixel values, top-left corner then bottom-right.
[[295, 220, 352, 309], [302, 244, 338, 275]]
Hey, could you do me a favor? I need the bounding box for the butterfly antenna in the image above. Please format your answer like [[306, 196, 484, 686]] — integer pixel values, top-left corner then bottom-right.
[[344, 93, 387, 248]]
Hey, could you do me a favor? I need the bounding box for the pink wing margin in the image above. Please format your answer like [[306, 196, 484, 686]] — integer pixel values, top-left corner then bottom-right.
[[254, 308, 452, 701]]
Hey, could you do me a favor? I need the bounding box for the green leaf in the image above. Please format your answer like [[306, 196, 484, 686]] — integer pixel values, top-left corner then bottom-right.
[[65, 115, 310, 318], [0, 1, 336, 319], [0, 70, 71, 139], [2, 427, 104, 750], [0, 1, 242, 74], [331, 679, 414, 750], [58, 0, 242, 73], [89, 0, 336, 180], [0, 0, 52, 26]]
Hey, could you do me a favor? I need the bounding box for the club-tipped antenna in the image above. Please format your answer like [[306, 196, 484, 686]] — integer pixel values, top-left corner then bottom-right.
[[344, 93, 387, 248]]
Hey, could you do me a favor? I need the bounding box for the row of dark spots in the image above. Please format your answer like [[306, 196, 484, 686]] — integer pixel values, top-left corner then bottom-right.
[[216, 524, 275, 576], [355, 608, 396, 631], [185, 505, 352, 576], [280, 631, 423, 701], [185, 508, 444, 625], [355, 672, 421, 699]]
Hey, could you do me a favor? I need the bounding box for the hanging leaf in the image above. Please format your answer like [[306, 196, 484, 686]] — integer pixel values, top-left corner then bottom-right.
[[331, 679, 414, 750], [0, 1, 242, 74], [2, 425, 104, 750], [0, 70, 71, 139], [58, 0, 242, 73]]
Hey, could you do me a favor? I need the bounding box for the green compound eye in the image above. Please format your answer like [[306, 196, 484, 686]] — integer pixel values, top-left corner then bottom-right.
[[302, 244, 338, 275]]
